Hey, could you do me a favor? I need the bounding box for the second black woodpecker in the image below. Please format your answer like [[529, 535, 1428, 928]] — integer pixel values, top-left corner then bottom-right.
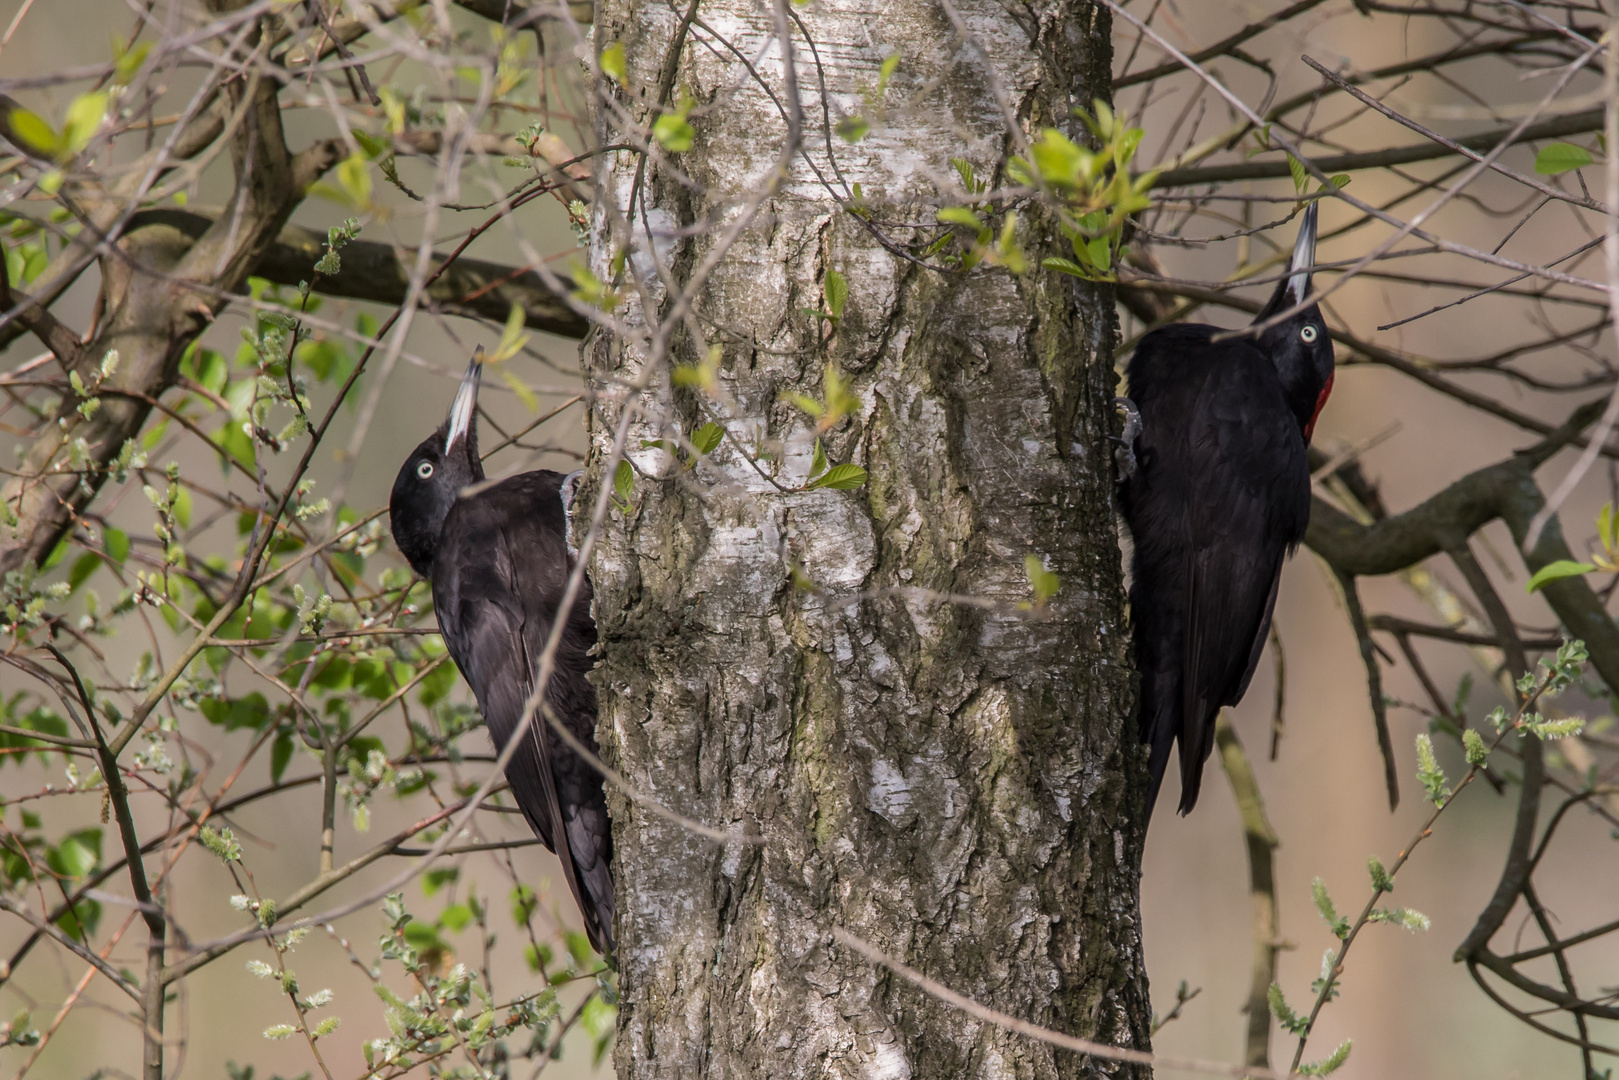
[[1119, 202, 1334, 819]]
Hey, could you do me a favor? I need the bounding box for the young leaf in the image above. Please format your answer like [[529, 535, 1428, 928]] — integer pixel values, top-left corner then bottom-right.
[[1287, 154, 1309, 193], [937, 207, 984, 228], [806, 463, 867, 490], [810, 439, 828, 480], [835, 116, 871, 143], [103, 527, 130, 565], [1024, 554, 1059, 607], [62, 92, 109, 155], [689, 421, 724, 458], [824, 269, 848, 321], [3, 103, 59, 160], [1534, 142, 1594, 176], [600, 42, 627, 82], [652, 112, 695, 152], [611, 460, 633, 510], [1085, 235, 1112, 273], [1042, 256, 1093, 279], [1525, 559, 1595, 593]]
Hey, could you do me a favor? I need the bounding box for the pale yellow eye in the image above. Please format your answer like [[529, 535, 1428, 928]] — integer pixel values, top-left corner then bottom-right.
[[417, 461, 434, 479], [1301, 325, 1319, 343]]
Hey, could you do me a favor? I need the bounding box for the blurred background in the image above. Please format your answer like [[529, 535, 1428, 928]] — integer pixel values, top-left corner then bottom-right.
[[0, 1, 1616, 1078]]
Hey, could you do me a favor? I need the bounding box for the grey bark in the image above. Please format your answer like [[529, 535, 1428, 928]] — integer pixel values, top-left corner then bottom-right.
[[587, 1, 1152, 1076]]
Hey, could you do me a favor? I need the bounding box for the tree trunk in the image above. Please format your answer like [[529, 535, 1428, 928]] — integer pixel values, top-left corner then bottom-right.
[[587, 1, 1151, 1075]]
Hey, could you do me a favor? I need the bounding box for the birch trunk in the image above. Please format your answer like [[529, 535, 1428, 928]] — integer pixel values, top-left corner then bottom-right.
[[586, 1, 1151, 1074]]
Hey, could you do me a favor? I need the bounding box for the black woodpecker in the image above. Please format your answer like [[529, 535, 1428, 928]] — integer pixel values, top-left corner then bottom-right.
[[1119, 202, 1334, 819], [390, 357, 615, 958]]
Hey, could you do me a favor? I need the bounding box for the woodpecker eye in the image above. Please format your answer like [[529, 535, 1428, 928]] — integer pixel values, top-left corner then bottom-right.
[[416, 461, 434, 480], [1300, 325, 1319, 343]]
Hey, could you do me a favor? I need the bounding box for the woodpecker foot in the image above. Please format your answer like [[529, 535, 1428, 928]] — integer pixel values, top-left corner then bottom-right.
[[1112, 397, 1142, 480]]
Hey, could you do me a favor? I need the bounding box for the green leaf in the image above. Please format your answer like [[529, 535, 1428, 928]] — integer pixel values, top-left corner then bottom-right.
[[806, 463, 867, 490], [810, 439, 828, 480], [1287, 154, 1308, 192], [500, 368, 538, 412], [418, 660, 457, 706], [67, 552, 100, 593], [1024, 554, 1059, 607], [875, 53, 900, 94], [652, 113, 694, 152], [270, 730, 294, 784], [1085, 235, 1112, 273], [824, 269, 848, 320], [112, 40, 152, 86], [351, 128, 388, 160], [490, 303, 530, 363], [4, 105, 60, 159], [1534, 142, 1593, 176], [1042, 256, 1093, 278], [936, 206, 984, 228], [565, 930, 595, 969], [612, 460, 633, 509], [211, 422, 256, 474], [1526, 559, 1595, 592], [61, 92, 108, 154], [103, 528, 129, 565], [689, 421, 723, 457], [439, 903, 474, 932], [835, 116, 870, 143], [1028, 128, 1088, 187], [582, 993, 618, 1065], [600, 42, 626, 82], [51, 829, 102, 879]]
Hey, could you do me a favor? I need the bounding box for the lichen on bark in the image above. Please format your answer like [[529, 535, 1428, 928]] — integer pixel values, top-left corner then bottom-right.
[[586, 0, 1152, 1074]]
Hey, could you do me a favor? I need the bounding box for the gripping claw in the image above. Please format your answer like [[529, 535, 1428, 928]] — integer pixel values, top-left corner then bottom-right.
[[1112, 397, 1143, 481]]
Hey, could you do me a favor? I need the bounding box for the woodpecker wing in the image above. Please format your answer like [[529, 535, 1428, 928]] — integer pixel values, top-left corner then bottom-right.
[[432, 471, 615, 958], [1124, 325, 1310, 815]]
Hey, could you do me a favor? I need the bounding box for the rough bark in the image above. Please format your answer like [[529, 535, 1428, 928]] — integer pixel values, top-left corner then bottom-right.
[[587, 1, 1151, 1076]]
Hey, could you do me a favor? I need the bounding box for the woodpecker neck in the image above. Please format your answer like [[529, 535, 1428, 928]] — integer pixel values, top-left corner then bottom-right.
[[1303, 370, 1334, 443]]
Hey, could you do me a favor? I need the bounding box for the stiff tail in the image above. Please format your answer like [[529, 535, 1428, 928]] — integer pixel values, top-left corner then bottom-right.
[[1139, 661, 1180, 826]]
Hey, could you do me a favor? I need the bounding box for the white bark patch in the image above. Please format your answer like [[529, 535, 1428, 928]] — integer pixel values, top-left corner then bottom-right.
[[791, 493, 876, 592], [865, 1038, 912, 1080], [867, 759, 913, 825]]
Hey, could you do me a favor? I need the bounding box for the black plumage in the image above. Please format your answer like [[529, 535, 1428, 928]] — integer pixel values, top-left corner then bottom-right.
[[1120, 203, 1335, 819], [390, 358, 614, 958]]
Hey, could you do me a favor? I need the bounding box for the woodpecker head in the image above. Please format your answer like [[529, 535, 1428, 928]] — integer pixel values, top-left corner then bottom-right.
[[390, 354, 487, 577], [1253, 202, 1334, 442]]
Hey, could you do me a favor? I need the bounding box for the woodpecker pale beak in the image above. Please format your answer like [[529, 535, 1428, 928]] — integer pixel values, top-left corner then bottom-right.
[[1285, 202, 1318, 307], [445, 351, 483, 454]]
